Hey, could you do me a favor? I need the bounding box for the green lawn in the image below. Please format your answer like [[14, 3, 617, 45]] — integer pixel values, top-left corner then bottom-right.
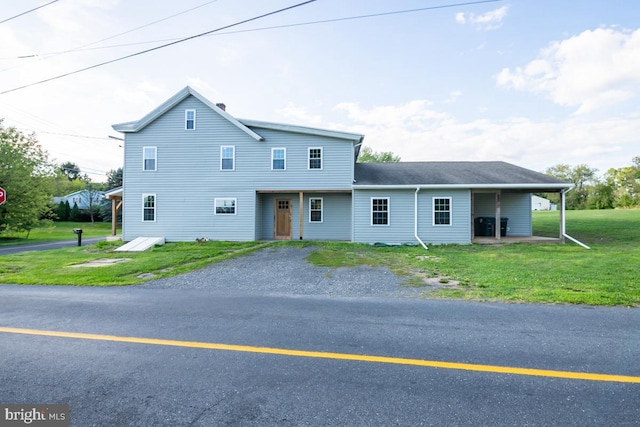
[[0, 221, 113, 246], [0, 212, 638, 306]]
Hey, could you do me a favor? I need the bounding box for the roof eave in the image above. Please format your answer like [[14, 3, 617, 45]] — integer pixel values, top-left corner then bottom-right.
[[240, 119, 364, 142], [352, 183, 573, 190]]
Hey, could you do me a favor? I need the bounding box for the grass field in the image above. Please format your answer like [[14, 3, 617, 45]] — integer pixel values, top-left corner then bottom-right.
[[0, 212, 638, 306], [0, 221, 112, 246]]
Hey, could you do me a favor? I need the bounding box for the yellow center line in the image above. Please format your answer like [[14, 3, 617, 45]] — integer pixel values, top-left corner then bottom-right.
[[1, 326, 638, 384]]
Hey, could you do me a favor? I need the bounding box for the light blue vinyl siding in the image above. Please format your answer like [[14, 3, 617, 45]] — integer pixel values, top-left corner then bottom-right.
[[258, 192, 351, 240], [473, 192, 532, 237], [501, 193, 532, 236], [122, 95, 357, 242], [353, 189, 471, 245]]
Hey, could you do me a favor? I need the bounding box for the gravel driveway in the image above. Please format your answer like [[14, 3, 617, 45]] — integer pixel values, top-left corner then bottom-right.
[[139, 246, 425, 298]]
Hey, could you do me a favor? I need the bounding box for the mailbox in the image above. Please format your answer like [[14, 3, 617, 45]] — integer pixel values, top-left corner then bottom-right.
[[72, 228, 83, 246]]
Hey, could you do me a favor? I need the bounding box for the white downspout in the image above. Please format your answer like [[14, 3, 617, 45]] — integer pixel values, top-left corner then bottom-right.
[[561, 188, 590, 249], [415, 188, 428, 250]]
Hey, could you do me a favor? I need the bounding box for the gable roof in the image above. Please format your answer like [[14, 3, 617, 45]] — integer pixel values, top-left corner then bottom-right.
[[354, 162, 572, 190], [111, 86, 263, 141], [239, 119, 364, 143]]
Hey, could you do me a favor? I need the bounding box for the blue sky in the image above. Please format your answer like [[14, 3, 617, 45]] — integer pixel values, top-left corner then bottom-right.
[[1, 0, 639, 181]]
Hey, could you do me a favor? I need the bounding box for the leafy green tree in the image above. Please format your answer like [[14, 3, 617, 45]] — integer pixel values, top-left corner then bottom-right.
[[106, 167, 123, 189], [0, 121, 55, 233], [56, 200, 71, 221], [606, 157, 640, 208], [59, 161, 82, 181], [69, 202, 81, 222], [545, 164, 597, 209], [357, 146, 401, 163], [588, 181, 616, 209]]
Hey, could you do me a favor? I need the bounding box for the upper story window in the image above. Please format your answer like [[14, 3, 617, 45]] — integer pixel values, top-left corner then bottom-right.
[[215, 198, 236, 215], [308, 147, 322, 170], [371, 198, 389, 226], [309, 197, 323, 223], [433, 197, 452, 225], [185, 109, 196, 130], [143, 146, 157, 171], [221, 146, 235, 171], [272, 148, 286, 170], [142, 194, 156, 222]]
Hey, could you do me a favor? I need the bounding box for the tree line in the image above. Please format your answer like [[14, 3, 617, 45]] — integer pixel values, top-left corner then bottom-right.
[[543, 158, 640, 210], [0, 121, 122, 234]]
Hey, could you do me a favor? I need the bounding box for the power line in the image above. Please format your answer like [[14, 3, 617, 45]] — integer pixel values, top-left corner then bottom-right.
[[0, 0, 59, 25], [0, 0, 317, 95], [50, 0, 222, 58], [2, 0, 502, 61]]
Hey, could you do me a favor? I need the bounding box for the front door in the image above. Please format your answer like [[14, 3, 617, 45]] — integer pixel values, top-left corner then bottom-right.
[[274, 198, 292, 240]]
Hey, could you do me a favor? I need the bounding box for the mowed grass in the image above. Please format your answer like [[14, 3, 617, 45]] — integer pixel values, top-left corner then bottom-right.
[[305, 210, 640, 306], [0, 239, 269, 286], [0, 211, 638, 306], [0, 221, 112, 246]]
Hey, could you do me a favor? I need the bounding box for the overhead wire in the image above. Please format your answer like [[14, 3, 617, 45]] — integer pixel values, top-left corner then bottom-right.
[[0, 0, 317, 95], [0, 0, 59, 25], [2, 0, 502, 61]]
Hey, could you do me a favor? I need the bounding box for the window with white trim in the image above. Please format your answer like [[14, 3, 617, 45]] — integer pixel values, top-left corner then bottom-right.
[[215, 198, 236, 215], [142, 194, 156, 222], [272, 148, 286, 170], [308, 147, 322, 170], [309, 197, 323, 223], [143, 146, 157, 171], [185, 109, 196, 130], [221, 146, 235, 170], [371, 198, 389, 225], [433, 197, 452, 225]]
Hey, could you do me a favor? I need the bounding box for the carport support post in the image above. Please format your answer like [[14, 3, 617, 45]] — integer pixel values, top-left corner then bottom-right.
[[560, 190, 566, 242], [495, 191, 501, 240], [299, 191, 304, 240]]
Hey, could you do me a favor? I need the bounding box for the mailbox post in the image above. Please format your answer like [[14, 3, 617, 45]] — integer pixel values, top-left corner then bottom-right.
[[72, 228, 83, 246]]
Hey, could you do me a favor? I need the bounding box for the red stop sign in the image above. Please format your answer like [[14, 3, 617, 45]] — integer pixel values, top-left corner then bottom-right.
[[0, 187, 5, 205]]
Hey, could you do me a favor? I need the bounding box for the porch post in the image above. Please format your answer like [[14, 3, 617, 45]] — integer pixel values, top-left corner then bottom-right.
[[111, 198, 117, 236], [299, 191, 304, 240], [495, 191, 501, 240], [560, 190, 566, 242]]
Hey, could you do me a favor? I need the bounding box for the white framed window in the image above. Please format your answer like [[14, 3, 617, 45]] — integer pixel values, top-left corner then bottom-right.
[[185, 109, 196, 130], [215, 198, 237, 215], [143, 146, 157, 171], [142, 194, 156, 222], [309, 197, 323, 223], [371, 197, 389, 226], [220, 146, 235, 171], [272, 148, 286, 170], [308, 147, 323, 170], [433, 197, 452, 226]]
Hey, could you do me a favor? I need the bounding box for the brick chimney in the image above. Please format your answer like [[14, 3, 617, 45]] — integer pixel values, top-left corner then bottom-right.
[[216, 103, 226, 111]]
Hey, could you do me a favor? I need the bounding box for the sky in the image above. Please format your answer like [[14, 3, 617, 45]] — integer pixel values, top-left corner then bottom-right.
[[1, 0, 639, 182]]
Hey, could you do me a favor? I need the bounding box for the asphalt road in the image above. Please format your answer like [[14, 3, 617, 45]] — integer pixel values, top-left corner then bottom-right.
[[0, 237, 105, 255], [1, 284, 638, 426]]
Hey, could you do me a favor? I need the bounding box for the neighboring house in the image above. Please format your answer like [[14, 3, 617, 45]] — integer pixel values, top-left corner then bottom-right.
[[532, 195, 556, 211], [53, 189, 105, 210], [111, 86, 572, 245]]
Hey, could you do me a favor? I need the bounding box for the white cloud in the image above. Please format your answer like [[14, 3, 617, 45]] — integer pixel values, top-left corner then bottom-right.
[[455, 6, 509, 31], [497, 27, 640, 113], [276, 103, 323, 126], [326, 101, 640, 173]]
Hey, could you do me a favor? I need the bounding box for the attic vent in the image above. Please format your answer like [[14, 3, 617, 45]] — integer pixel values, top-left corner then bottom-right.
[[216, 103, 226, 111]]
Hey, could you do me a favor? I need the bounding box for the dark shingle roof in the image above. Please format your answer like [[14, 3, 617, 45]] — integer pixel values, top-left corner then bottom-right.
[[354, 162, 570, 189]]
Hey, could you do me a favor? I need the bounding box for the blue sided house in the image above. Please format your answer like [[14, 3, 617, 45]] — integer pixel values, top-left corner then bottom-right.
[[110, 86, 574, 247]]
